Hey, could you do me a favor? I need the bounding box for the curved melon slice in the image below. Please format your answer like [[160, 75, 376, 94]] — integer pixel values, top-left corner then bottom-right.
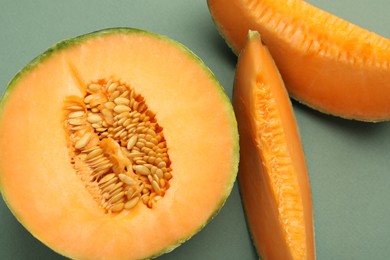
[[0, 28, 239, 260], [233, 31, 315, 259], [208, 0, 390, 121]]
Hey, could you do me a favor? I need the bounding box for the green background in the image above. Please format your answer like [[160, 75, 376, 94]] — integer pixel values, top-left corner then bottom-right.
[[1, 0, 390, 259]]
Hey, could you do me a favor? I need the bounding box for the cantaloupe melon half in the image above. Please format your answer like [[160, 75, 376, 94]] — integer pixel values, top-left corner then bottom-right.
[[233, 31, 315, 259], [0, 28, 239, 260], [208, 0, 390, 121]]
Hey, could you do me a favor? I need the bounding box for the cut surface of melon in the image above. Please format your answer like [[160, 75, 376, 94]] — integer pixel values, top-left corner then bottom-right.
[[233, 31, 315, 259], [0, 28, 239, 260], [208, 0, 390, 121]]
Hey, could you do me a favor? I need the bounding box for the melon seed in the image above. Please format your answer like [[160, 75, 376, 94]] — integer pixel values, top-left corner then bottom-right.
[[146, 129, 156, 136], [68, 118, 84, 126], [114, 97, 130, 105], [117, 117, 127, 126], [118, 173, 135, 185], [108, 180, 124, 192], [68, 111, 85, 118], [75, 133, 91, 149], [147, 174, 154, 184], [88, 158, 110, 168], [129, 151, 144, 158], [157, 161, 167, 168], [152, 174, 159, 182], [141, 194, 150, 204], [107, 82, 118, 93], [102, 183, 117, 194], [108, 189, 125, 204], [164, 172, 172, 180], [84, 94, 95, 104], [109, 202, 124, 213], [114, 105, 131, 113], [99, 176, 119, 190], [109, 90, 121, 101], [119, 89, 129, 96], [87, 114, 102, 124], [99, 173, 116, 184], [134, 165, 150, 176], [126, 187, 135, 199], [101, 108, 113, 117], [67, 105, 84, 111], [88, 83, 101, 92], [159, 179, 166, 188], [124, 196, 139, 209], [104, 101, 116, 110], [132, 185, 144, 198], [156, 169, 164, 178]]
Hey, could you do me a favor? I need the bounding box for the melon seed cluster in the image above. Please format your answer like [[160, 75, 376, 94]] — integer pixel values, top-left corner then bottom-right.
[[63, 79, 172, 213]]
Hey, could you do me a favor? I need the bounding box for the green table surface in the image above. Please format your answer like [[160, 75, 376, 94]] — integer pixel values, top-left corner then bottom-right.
[[1, 0, 390, 259]]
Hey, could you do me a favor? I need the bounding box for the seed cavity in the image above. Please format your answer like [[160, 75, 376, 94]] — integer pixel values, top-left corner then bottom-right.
[[64, 79, 172, 214]]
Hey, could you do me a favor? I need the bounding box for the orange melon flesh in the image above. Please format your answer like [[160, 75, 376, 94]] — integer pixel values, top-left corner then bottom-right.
[[208, 0, 390, 121], [233, 31, 315, 259], [0, 28, 239, 260]]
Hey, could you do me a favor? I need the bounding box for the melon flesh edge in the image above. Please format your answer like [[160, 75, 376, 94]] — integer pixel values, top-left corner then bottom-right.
[[233, 31, 315, 259], [0, 28, 239, 260], [208, 0, 390, 121]]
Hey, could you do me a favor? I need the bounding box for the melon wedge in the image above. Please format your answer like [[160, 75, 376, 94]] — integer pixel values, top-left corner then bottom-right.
[[233, 31, 315, 259], [0, 28, 239, 260], [208, 0, 390, 121]]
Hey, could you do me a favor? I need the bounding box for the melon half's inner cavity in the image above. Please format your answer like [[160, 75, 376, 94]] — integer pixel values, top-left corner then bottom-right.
[[63, 78, 172, 214]]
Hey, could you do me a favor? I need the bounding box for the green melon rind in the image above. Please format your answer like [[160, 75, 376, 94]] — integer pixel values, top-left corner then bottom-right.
[[0, 27, 239, 260]]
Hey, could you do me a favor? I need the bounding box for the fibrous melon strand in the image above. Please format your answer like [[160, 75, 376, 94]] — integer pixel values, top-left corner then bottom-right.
[[254, 79, 306, 258], [63, 79, 172, 214]]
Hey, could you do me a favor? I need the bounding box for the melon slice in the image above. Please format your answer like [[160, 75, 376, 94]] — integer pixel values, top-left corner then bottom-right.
[[0, 28, 239, 260], [208, 0, 390, 121], [233, 31, 315, 259]]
